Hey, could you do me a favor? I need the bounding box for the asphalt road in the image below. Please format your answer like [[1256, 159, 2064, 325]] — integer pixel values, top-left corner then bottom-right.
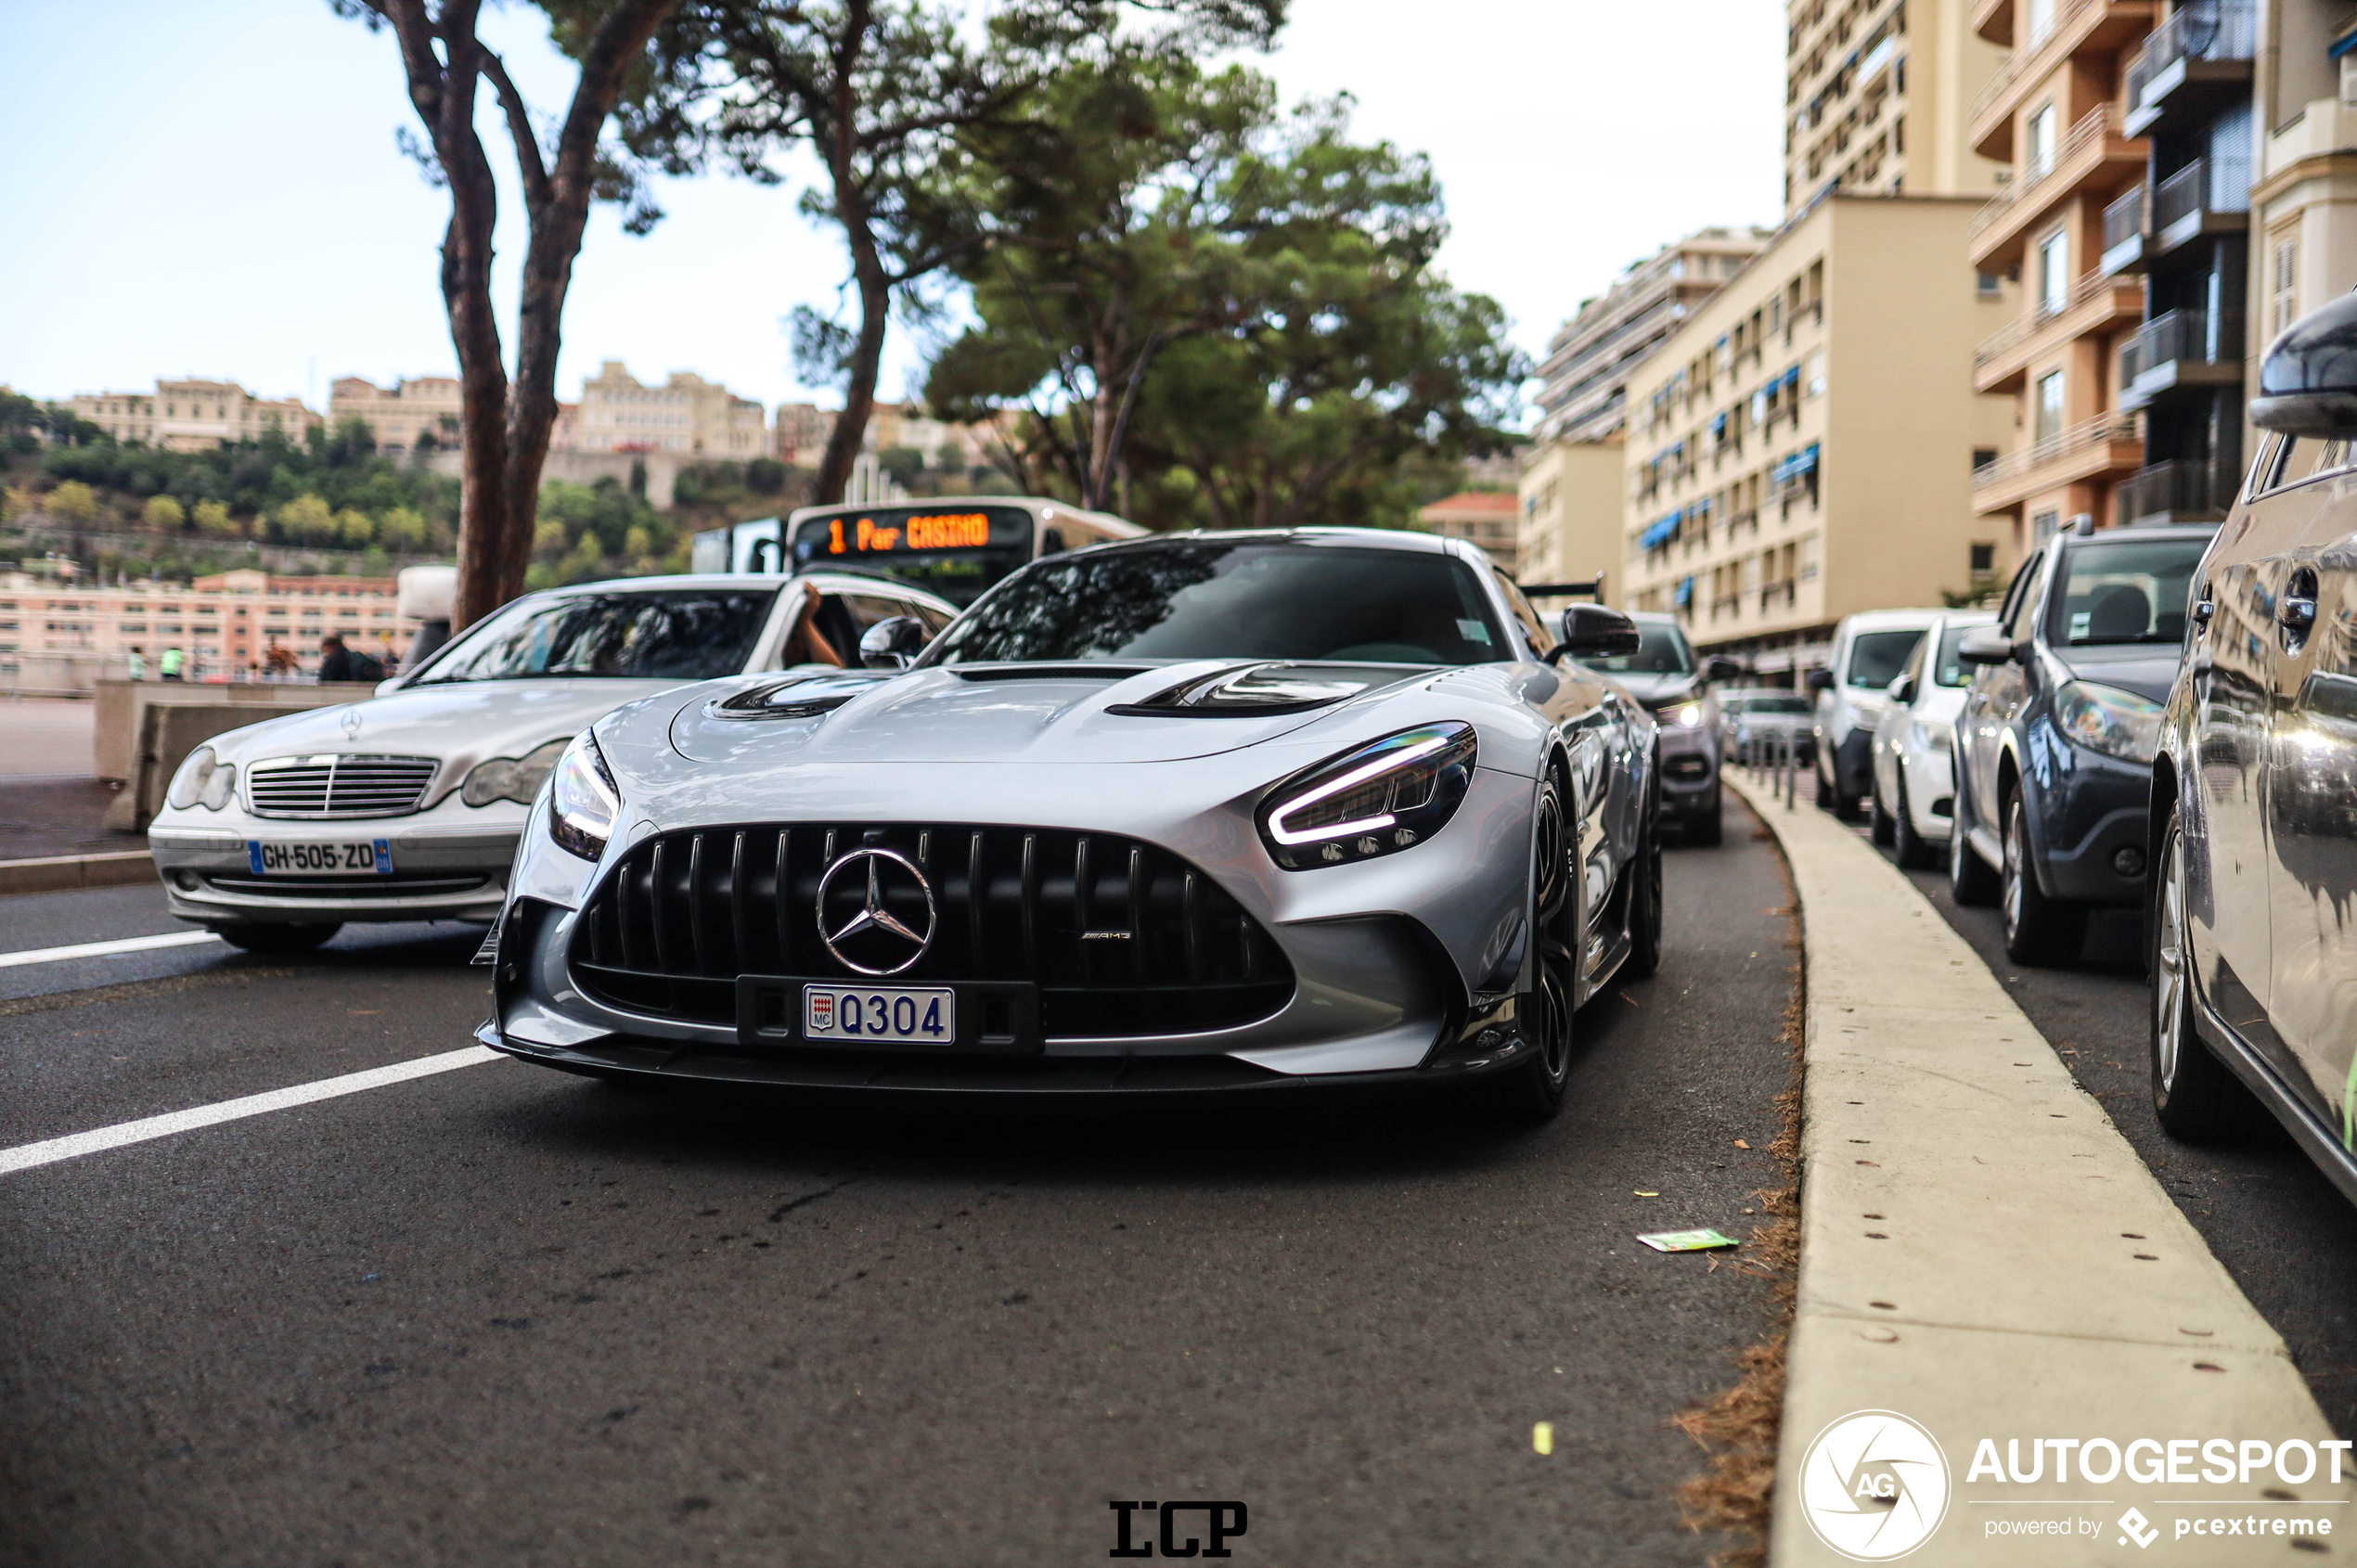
[[0, 795, 1797, 1568], [1787, 779, 2357, 1439]]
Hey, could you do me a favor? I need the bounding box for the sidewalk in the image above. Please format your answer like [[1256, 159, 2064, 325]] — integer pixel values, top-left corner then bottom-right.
[[0, 697, 96, 776], [1728, 770, 2352, 1565], [0, 699, 140, 860]]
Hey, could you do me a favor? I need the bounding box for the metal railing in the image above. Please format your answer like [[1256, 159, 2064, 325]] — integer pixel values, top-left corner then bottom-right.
[[2151, 155, 2251, 232], [2119, 307, 2245, 384], [1969, 0, 2114, 127], [1971, 413, 2142, 489], [1973, 271, 2138, 366], [2104, 183, 2147, 253], [2116, 457, 2235, 523], [2126, 0, 2259, 110], [1971, 106, 2119, 237]]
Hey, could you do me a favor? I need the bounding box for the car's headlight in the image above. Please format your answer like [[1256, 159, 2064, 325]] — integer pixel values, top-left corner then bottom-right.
[[166, 746, 237, 811], [2052, 680, 2163, 765], [1665, 700, 1706, 728], [461, 738, 571, 807], [547, 733, 620, 861], [1257, 724, 1477, 870]]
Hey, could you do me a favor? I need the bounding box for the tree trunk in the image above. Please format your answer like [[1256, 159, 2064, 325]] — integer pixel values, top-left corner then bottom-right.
[[808, 2, 881, 508]]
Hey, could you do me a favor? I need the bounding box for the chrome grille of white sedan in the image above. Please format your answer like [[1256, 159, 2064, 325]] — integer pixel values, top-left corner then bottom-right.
[[246, 754, 440, 818]]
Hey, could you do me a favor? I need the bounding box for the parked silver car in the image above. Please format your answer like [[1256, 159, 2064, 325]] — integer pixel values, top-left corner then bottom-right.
[[481, 528, 1666, 1120], [1720, 688, 1813, 764], [147, 572, 956, 951], [1868, 610, 1995, 868]]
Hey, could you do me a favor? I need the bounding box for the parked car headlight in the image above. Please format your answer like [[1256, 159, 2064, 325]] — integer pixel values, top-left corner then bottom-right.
[[1665, 701, 1707, 728], [2053, 681, 2163, 765], [1257, 723, 1477, 870], [461, 738, 572, 807], [547, 733, 621, 861], [166, 746, 237, 811]]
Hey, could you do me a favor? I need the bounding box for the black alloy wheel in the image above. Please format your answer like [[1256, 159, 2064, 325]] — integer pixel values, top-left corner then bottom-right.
[[1493, 773, 1578, 1124], [2149, 803, 2259, 1140], [213, 921, 341, 954], [1891, 771, 1935, 870], [2001, 793, 2085, 965]]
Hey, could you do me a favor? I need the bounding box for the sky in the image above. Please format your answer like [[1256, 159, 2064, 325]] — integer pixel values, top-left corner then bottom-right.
[[0, 1, 1785, 423]]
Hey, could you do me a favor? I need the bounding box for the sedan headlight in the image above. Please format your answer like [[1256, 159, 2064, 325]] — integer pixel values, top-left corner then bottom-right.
[[1664, 700, 1707, 728], [547, 733, 620, 861], [165, 746, 237, 811], [1257, 724, 1477, 870], [461, 738, 572, 807], [2053, 680, 2163, 765]]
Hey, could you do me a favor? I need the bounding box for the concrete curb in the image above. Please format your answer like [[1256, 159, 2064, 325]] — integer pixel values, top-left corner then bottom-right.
[[1726, 771, 2351, 1565], [0, 850, 155, 898]]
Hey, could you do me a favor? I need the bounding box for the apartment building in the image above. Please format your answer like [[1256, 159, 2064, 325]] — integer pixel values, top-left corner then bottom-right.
[[1964, 0, 2157, 550], [2250, 5, 2357, 400], [570, 363, 767, 457], [68, 379, 321, 452], [1624, 196, 2013, 666], [0, 568, 413, 677], [1785, 0, 2008, 213], [328, 376, 464, 453], [1516, 438, 1628, 598], [1416, 492, 1522, 573], [1531, 228, 1775, 443], [775, 403, 832, 465]]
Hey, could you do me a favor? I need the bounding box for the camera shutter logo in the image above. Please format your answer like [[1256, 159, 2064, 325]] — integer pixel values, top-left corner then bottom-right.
[[816, 848, 937, 975], [1798, 1409, 1951, 1561]]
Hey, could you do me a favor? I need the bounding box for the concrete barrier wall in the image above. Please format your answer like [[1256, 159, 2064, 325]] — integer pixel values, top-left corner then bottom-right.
[[107, 703, 323, 833], [93, 680, 375, 781]]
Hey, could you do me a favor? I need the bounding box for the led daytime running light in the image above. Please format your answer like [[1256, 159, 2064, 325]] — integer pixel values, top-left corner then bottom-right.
[[1267, 731, 1453, 846]]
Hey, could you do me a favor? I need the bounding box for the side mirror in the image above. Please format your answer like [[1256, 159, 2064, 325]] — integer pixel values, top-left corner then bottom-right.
[[1805, 668, 1835, 693], [1547, 603, 1642, 662], [1704, 655, 1745, 683], [858, 615, 928, 670], [2253, 290, 2357, 435], [1957, 628, 2016, 665], [1888, 673, 1917, 704]]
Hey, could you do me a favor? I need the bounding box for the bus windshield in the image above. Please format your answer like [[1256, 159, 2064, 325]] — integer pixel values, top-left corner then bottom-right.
[[790, 505, 1037, 607]]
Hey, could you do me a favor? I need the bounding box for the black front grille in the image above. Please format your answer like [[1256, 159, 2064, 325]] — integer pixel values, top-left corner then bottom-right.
[[569, 825, 1295, 1038], [200, 873, 490, 900]]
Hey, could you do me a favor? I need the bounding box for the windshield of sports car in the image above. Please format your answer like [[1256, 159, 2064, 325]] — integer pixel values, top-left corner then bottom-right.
[[2050, 536, 2208, 646], [414, 588, 779, 684], [1578, 623, 1694, 676], [921, 543, 1508, 665], [1847, 629, 1924, 688]]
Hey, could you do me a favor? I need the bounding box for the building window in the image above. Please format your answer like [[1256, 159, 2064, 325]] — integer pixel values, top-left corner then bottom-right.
[[2272, 234, 2299, 341], [2035, 370, 2066, 446], [2037, 229, 2069, 316], [1977, 271, 2003, 299], [2026, 103, 2056, 177], [1972, 446, 1999, 472], [2033, 508, 2061, 545]]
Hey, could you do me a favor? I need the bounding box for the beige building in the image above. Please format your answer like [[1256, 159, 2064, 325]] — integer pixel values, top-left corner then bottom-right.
[[328, 376, 464, 453], [1516, 438, 1628, 598], [1533, 227, 1775, 443], [1786, 0, 2008, 213], [2251, 5, 2357, 407], [1623, 195, 2014, 665], [0, 568, 413, 677], [569, 362, 766, 457], [774, 403, 833, 465], [69, 379, 321, 452], [1416, 491, 1522, 573]]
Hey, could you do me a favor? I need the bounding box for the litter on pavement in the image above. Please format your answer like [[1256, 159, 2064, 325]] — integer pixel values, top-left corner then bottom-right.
[[1636, 1228, 1742, 1253]]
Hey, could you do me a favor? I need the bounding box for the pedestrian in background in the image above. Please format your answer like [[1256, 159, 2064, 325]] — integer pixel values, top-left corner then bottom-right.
[[159, 647, 184, 681], [125, 645, 146, 681]]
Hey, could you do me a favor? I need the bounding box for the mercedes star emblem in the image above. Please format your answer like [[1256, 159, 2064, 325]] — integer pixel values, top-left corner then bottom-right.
[[815, 847, 937, 976], [341, 709, 363, 740]]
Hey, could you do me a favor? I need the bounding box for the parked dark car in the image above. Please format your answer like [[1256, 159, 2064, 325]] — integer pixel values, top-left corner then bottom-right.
[[1949, 521, 2216, 964], [1571, 610, 1742, 845], [2147, 289, 2357, 1202]]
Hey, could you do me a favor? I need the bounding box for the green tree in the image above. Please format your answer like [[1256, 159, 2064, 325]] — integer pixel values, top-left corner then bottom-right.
[[338, 508, 378, 546], [144, 495, 187, 530], [278, 493, 336, 544], [192, 499, 237, 535], [379, 505, 429, 548], [45, 481, 101, 523]]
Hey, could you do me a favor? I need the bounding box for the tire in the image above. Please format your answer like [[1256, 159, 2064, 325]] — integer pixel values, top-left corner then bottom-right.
[[213, 921, 341, 955], [1949, 768, 2000, 906], [1869, 779, 1896, 846], [1891, 771, 1935, 870], [2150, 804, 2260, 1141], [1490, 772, 1578, 1124], [2001, 793, 2085, 965], [1686, 786, 1722, 847]]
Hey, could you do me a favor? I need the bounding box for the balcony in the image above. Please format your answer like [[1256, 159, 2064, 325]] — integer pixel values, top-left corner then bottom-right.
[[1973, 272, 2144, 392], [1967, 0, 2161, 161], [2122, 0, 2257, 138], [1972, 413, 2144, 511], [1969, 105, 2147, 271], [2118, 308, 2245, 410], [2115, 456, 2235, 525], [2100, 184, 2146, 276], [2148, 155, 2249, 260]]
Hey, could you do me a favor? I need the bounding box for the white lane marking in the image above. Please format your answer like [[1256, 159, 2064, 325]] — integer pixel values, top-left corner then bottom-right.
[[0, 1047, 499, 1176], [0, 931, 222, 970]]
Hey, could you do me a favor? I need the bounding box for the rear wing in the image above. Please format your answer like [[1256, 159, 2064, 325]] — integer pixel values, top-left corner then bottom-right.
[[1518, 574, 1606, 602]]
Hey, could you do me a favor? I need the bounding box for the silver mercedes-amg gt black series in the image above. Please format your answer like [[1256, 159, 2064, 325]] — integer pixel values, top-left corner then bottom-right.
[[479, 528, 1664, 1120]]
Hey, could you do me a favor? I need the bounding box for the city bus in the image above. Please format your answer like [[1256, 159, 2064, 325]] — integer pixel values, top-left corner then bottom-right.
[[690, 496, 1143, 607]]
